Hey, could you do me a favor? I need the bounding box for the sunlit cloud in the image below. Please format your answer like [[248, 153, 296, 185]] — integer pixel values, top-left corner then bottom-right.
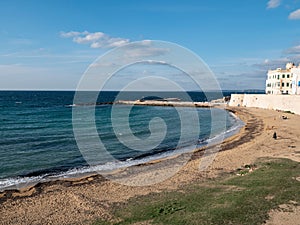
[[267, 0, 281, 9], [60, 31, 130, 48], [288, 9, 300, 20]]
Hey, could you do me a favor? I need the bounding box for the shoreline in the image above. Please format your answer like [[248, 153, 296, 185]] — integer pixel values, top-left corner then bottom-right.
[[0, 107, 299, 224], [0, 106, 241, 193], [0, 107, 248, 199], [0, 107, 262, 199]]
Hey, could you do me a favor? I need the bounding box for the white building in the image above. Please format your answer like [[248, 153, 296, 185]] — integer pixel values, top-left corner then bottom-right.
[[266, 62, 300, 95], [291, 66, 300, 95]]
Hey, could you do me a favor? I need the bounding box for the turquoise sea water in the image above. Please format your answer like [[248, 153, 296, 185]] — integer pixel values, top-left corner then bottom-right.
[[0, 91, 243, 190]]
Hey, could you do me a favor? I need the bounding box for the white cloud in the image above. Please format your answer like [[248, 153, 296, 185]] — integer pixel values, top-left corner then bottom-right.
[[123, 46, 169, 58], [267, 0, 281, 9], [285, 45, 300, 54], [74, 32, 105, 44], [288, 9, 300, 20], [114, 40, 169, 59], [249, 43, 300, 76], [145, 60, 168, 65], [89, 37, 129, 48], [254, 58, 290, 70], [60, 31, 84, 38], [60, 31, 130, 48]]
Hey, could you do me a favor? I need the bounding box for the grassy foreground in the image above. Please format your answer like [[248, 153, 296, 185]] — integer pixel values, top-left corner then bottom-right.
[[93, 158, 300, 225]]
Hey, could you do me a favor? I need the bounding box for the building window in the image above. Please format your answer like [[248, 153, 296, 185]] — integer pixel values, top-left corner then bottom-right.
[[277, 75, 280, 79], [282, 83, 285, 87], [287, 74, 290, 78], [282, 74, 285, 78], [287, 83, 290, 87]]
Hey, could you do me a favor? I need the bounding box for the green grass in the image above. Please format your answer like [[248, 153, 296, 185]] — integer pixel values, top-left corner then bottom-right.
[[93, 158, 300, 225]]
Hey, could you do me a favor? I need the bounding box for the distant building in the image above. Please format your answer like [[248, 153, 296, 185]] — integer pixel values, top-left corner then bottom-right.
[[291, 66, 300, 95], [266, 62, 300, 95]]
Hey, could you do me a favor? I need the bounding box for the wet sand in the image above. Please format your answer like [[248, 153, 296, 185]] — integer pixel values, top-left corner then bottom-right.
[[0, 107, 299, 225]]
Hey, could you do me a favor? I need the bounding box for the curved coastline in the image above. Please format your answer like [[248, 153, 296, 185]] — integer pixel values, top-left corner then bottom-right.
[[0, 107, 244, 195], [1, 106, 300, 224], [0, 107, 243, 192]]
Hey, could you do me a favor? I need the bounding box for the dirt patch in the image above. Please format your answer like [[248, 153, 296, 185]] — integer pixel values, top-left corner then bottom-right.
[[266, 202, 300, 225]]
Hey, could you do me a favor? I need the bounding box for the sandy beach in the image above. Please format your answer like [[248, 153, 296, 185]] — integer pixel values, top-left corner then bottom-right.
[[0, 107, 299, 225]]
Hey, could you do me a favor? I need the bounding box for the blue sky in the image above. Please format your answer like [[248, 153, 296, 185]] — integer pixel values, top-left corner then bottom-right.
[[1, 0, 300, 90]]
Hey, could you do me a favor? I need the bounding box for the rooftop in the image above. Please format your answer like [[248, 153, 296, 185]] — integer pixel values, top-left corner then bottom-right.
[[268, 62, 300, 73]]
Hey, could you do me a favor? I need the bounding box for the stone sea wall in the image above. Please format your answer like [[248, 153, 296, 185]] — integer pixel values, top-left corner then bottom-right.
[[229, 94, 300, 115]]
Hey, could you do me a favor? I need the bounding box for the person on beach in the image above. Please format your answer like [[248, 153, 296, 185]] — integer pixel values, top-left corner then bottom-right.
[[273, 132, 277, 140]]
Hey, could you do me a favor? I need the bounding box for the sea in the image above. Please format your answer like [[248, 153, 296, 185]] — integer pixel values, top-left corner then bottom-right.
[[0, 90, 248, 191]]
